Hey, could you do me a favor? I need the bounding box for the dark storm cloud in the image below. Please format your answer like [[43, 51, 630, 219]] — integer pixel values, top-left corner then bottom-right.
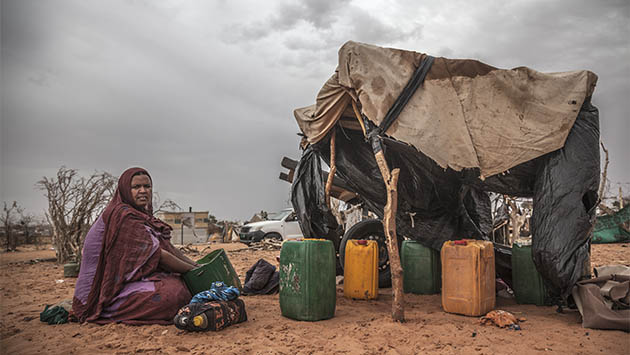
[[1, 0, 628, 221], [346, 8, 422, 45], [1, 0, 307, 220], [223, 0, 421, 54], [226, 0, 349, 41]]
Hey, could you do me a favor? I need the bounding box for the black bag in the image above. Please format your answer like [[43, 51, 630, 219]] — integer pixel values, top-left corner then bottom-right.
[[174, 299, 247, 331], [243, 259, 279, 295]]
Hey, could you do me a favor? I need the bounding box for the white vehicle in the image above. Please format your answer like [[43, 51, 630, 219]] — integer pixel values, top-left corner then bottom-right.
[[239, 208, 303, 243]]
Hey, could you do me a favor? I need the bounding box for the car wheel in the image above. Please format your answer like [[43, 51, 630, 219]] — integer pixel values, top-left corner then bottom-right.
[[339, 219, 401, 288], [264, 232, 282, 241]]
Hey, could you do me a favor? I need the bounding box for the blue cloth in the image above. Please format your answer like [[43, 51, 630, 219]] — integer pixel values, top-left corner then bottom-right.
[[190, 281, 240, 303]]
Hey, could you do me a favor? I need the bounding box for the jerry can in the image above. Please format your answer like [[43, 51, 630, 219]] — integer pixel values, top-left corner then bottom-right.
[[512, 242, 548, 306], [279, 239, 336, 321], [401, 240, 440, 294], [441, 239, 495, 316], [344, 240, 378, 300]]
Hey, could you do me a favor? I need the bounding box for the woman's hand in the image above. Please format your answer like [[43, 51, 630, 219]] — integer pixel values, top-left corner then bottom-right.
[[159, 248, 196, 274], [169, 244, 199, 268]]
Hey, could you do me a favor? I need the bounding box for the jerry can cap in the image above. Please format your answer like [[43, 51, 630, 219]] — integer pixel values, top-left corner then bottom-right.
[[453, 240, 468, 246]]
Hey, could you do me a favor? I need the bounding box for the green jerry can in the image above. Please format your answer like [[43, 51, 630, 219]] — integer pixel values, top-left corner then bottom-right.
[[279, 239, 336, 321], [512, 242, 547, 306], [183, 248, 242, 295], [401, 240, 441, 294]]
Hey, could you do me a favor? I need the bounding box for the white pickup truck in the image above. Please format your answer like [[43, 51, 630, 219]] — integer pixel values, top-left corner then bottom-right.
[[239, 208, 303, 243]]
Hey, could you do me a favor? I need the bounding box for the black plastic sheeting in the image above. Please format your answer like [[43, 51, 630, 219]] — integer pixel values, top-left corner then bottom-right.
[[291, 99, 600, 300], [290, 147, 341, 252], [531, 100, 600, 299]]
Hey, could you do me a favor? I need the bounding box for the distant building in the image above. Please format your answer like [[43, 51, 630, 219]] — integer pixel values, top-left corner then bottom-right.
[[156, 210, 211, 245]]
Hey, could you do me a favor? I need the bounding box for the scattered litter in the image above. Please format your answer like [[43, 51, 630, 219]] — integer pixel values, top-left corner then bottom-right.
[[40, 300, 72, 325], [161, 329, 168, 335], [178, 244, 200, 255], [246, 239, 282, 251], [496, 279, 514, 299], [479, 310, 522, 330], [55, 279, 65, 284], [471, 331, 477, 337]]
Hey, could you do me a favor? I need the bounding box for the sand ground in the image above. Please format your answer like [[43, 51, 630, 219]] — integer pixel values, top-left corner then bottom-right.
[[1, 242, 629, 355]]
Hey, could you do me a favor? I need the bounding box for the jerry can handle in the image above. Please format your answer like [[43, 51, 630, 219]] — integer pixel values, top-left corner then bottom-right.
[[453, 240, 467, 246], [357, 240, 368, 245]]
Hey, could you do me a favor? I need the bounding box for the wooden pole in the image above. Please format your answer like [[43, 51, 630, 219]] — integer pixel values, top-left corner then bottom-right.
[[598, 141, 609, 200], [351, 100, 367, 137], [349, 97, 404, 321], [325, 130, 337, 210], [374, 151, 405, 322]]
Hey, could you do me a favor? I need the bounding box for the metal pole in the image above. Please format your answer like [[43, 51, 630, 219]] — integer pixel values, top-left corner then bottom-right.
[[181, 221, 184, 245]]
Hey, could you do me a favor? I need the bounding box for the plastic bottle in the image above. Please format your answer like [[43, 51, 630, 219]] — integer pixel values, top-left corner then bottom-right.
[[174, 313, 209, 331], [192, 313, 208, 330]]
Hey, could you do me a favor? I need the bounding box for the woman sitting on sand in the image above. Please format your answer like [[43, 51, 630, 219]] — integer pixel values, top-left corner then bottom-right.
[[72, 167, 197, 324]]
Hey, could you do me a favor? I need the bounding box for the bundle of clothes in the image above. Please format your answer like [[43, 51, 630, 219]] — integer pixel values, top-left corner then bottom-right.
[[241, 259, 279, 295], [174, 281, 247, 332]]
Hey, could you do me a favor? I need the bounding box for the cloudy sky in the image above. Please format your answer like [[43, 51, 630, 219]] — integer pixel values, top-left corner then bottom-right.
[[1, 0, 628, 221]]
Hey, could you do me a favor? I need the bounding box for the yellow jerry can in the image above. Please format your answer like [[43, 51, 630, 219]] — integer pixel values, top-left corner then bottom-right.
[[441, 239, 495, 316], [344, 240, 379, 300]]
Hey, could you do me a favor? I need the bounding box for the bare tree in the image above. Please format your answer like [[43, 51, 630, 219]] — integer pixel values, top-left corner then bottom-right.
[[36, 167, 116, 264], [19, 212, 37, 245], [1, 201, 23, 251], [152, 192, 182, 215]]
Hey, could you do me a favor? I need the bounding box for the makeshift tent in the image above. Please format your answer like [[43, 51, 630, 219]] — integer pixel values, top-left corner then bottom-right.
[[291, 41, 600, 301]]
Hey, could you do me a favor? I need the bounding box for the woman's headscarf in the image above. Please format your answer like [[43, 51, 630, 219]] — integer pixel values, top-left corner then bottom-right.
[[101, 167, 171, 238], [75, 167, 173, 322]]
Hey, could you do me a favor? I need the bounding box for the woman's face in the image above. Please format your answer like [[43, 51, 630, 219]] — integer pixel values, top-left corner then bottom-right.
[[130, 174, 152, 210]]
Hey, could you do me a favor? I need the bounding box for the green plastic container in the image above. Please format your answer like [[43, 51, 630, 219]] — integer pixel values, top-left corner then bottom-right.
[[182, 248, 242, 295], [63, 262, 80, 278], [401, 240, 441, 294], [512, 243, 547, 306], [279, 239, 336, 321]]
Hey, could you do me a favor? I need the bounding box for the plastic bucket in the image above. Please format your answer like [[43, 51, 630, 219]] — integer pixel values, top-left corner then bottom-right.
[[183, 248, 242, 295], [63, 262, 80, 278]]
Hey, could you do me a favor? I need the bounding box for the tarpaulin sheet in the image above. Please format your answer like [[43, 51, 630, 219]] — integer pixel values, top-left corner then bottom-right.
[[295, 41, 598, 178], [592, 206, 630, 244]]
